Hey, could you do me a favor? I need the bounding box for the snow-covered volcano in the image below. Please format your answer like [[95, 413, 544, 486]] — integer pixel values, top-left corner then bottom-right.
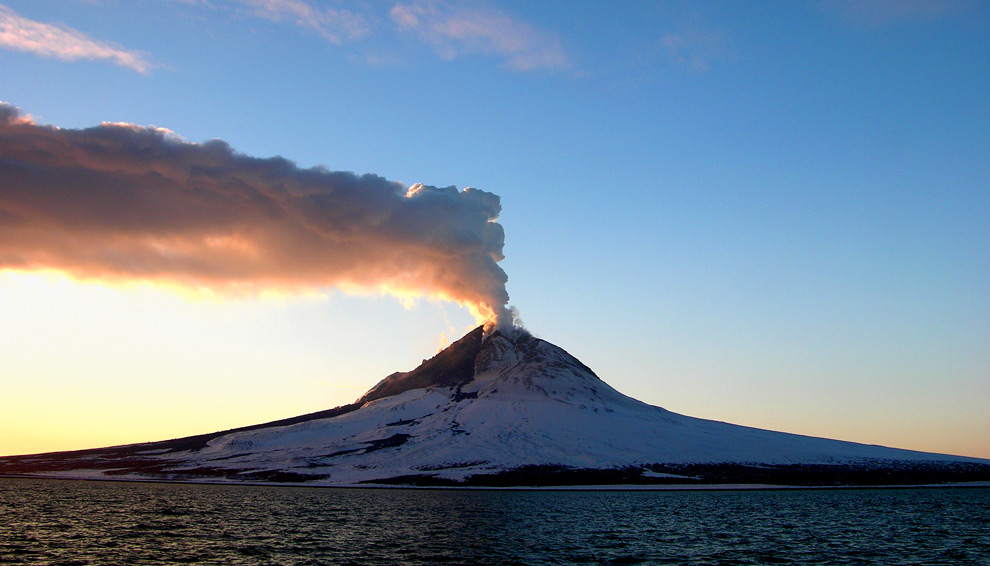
[[2, 327, 988, 486]]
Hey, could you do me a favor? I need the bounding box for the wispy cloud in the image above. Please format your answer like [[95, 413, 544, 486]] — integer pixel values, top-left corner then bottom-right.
[[389, 1, 568, 71], [239, 0, 368, 43], [661, 30, 730, 72], [821, 0, 974, 26], [171, 1, 565, 72], [0, 5, 152, 73]]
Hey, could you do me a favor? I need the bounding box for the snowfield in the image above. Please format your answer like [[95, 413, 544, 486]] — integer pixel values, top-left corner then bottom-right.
[[2, 327, 987, 486]]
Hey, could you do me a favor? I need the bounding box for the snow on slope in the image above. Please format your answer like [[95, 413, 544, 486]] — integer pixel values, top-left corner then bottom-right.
[[133, 327, 986, 485]]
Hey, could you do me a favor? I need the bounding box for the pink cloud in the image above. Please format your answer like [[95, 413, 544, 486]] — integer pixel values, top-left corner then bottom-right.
[[0, 5, 152, 73], [390, 1, 567, 71], [240, 0, 368, 43]]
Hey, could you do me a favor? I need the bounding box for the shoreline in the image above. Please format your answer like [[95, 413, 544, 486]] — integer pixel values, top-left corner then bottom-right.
[[3, 473, 989, 492]]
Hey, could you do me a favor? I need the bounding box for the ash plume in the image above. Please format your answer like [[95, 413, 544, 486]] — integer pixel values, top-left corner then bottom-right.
[[0, 103, 512, 327]]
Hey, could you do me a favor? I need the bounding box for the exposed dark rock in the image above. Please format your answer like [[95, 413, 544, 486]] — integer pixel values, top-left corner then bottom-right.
[[357, 326, 485, 404], [364, 434, 411, 452]]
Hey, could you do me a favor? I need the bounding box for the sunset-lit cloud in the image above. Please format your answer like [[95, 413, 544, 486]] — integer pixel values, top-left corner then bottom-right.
[[0, 5, 152, 73], [390, 0, 568, 71], [239, 0, 368, 43], [169, 0, 564, 71], [0, 104, 511, 327]]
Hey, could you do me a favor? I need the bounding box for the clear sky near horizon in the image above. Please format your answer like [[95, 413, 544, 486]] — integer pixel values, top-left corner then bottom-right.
[[0, 0, 987, 460]]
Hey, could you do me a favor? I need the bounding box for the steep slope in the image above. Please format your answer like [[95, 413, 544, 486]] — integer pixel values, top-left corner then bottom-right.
[[357, 325, 485, 404], [2, 327, 988, 486]]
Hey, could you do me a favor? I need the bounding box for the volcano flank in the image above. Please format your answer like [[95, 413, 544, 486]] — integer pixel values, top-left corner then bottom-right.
[[2, 327, 988, 487]]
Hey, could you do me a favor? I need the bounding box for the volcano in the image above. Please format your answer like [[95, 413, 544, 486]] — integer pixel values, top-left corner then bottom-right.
[[2, 327, 988, 487]]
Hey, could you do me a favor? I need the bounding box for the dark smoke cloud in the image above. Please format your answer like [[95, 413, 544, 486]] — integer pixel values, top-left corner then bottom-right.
[[0, 103, 510, 326]]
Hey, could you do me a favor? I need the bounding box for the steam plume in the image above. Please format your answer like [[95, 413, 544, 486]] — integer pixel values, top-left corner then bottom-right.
[[0, 104, 511, 327]]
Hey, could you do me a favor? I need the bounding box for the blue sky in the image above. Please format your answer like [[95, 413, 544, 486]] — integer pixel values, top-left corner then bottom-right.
[[1, 0, 987, 459]]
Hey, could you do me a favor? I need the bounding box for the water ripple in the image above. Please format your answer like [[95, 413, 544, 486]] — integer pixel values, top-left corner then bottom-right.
[[1, 479, 988, 565]]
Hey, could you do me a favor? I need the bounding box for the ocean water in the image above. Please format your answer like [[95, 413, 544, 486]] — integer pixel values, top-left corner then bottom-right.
[[0, 478, 987, 565]]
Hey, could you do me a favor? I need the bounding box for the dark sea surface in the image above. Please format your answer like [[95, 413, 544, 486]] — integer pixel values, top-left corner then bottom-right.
[[1, 478, 987, 565]]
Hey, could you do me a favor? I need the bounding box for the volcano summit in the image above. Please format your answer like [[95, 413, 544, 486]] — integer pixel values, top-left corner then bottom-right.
[[2, 327, 988, 487]]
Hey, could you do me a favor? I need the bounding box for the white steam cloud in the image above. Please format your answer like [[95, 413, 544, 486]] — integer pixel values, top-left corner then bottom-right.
[[0, 104, 512, 328]]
